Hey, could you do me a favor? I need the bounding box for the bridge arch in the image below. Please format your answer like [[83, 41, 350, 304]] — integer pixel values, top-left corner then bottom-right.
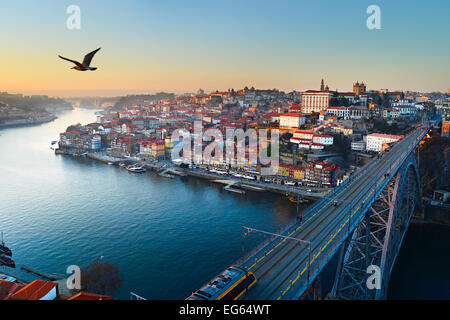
[[332, 152, 422, 300]]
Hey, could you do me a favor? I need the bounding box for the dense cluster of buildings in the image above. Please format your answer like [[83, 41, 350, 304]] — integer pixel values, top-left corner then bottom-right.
[[58, 80, 448, 187]]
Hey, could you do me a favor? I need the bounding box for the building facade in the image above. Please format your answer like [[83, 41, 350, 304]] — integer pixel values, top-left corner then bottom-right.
[[365, 133, 403, 152], [279, 112, 306, 128], [301, 91, 332, 114]]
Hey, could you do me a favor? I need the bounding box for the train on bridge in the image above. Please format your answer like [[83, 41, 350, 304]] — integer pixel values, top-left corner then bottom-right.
[[187, 266, 256, 300]]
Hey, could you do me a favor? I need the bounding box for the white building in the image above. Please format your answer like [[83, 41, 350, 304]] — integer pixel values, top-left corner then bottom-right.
[[292, 130, 314, 140], [91, 135, 102, 150], [351, 141, 366, 152], [391, 99, 415, 107], [290, 139, 312, 149], [310, 143, 324, 150], [365, 133, 403, 152], [279, 113, 306, 128], [301, 90, 332, 114], [291, 131, 333, 149], [326, 106, 350, 119], [312, 134, 333, 145], [396, 106, 417, 117]]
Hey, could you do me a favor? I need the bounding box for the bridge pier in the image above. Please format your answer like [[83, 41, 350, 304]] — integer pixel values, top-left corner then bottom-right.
[[299, 277, 322, 300]]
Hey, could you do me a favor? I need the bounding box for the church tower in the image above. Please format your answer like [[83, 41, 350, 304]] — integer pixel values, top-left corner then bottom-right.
[[353, 81, 367, 95], [320, 79, 325, 91], [353, 81, 360, 95]]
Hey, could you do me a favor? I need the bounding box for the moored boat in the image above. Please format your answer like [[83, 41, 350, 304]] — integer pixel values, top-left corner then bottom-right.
[[288, 196, 309, 204], [158, 172, 174, 179], [0, 273, 16, 282], [0, 245, 12, 257], [0, 255, 15, 268], [126, 164, 146, 173], [0, 233, 12, 257]]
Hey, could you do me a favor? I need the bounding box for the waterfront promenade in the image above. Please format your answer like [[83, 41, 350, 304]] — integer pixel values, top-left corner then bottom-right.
[[57, 150, 330, 199]]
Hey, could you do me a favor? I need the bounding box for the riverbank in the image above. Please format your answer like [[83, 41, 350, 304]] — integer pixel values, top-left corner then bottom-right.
[[0, 108, 300, 299], [412, 202, 450, 227], [0, 114, 57, 129], [1, 108, 447, 300], [54, 149, 329, 199]]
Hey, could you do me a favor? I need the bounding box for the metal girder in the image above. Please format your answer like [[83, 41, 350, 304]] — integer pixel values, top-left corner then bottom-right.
[[332, 152, 422, 300]]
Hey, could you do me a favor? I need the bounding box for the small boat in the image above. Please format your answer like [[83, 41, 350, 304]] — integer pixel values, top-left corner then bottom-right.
[[118, 162, 127, 168], [126, 164, 146, 173], [0, 255, 15, 268], [0, 245, 12, 256], [224, 187, 246, 195], [0, 233, 12, 257], [108, 162, 113, 165], [0, 273, 16, 282], [158, 172, 174, 179], [288, 196, 309, 204]]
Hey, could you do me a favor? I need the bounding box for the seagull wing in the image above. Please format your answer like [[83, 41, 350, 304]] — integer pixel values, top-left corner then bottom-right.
[[58, 55, 83, 68], [82, 48, 101, 67]]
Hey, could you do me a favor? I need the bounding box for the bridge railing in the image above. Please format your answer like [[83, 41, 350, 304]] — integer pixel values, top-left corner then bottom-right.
[[239, 128, 429, 283], [237, 139, 383, 270], [278, 128, 429, 299]]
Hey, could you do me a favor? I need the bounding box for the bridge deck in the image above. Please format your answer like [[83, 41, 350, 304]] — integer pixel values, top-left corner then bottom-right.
[[238, 126, 430, 300]]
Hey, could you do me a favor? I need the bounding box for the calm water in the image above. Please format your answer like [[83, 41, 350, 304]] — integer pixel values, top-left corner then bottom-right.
[[0, 109, 299, 299], [0, 109, 448, 299], [388, 223, 450, 299]]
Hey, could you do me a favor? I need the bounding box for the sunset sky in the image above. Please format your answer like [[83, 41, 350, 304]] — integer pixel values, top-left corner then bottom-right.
[[1, 0, 449, 97]]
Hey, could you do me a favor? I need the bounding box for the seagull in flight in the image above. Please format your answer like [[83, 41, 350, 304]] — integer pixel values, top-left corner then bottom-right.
[[59, 48, 101, 71]]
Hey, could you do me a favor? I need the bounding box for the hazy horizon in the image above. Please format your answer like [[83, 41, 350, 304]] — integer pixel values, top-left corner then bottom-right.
[[1, 0, 449, 97], [3, 86, 448, 99]]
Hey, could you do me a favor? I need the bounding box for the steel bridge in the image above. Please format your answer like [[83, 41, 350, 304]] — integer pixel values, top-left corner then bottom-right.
[[224, 125, 430, 300]]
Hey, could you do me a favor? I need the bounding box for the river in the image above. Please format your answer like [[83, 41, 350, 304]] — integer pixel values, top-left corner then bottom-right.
[[0, 108, 448, 299]]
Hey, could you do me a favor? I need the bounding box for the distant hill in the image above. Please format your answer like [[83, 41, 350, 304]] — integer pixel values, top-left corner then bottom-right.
[[0, 92, 73, 114], [65, 97, 120, 109], [113, 92, 175, 110]]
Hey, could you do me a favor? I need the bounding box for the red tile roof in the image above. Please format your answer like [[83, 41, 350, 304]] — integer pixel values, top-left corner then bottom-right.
[[0, 280, 26, 300], [280, 112, 303, 117], [11, 280, 57, 300], [68, 292, 112, 300]]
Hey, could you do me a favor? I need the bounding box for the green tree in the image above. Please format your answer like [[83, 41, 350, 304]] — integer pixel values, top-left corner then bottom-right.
[[81, 261, 122, 297]]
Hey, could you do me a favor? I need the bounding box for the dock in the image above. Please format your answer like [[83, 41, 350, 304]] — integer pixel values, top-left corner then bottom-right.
[[240, 184, 266, 192], [21, 265, 59, 281], [224, 184, 246, 195], [86, 152, 124, 164]]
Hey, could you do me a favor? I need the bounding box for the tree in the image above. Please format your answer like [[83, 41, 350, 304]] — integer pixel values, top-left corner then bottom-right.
[[81, 261, 122, 297], [310, 112, 318, 124]]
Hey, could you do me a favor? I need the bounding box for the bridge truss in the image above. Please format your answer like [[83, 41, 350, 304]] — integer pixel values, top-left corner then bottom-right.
[[331, 152, 422, 299]]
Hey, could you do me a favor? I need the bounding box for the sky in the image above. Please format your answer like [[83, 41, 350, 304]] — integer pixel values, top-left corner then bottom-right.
[[0, 0, 449, 97]]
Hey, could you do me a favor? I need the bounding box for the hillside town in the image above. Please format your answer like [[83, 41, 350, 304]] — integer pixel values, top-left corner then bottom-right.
[[0, 92, 73, 128], [56, 80, 449, 190]]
